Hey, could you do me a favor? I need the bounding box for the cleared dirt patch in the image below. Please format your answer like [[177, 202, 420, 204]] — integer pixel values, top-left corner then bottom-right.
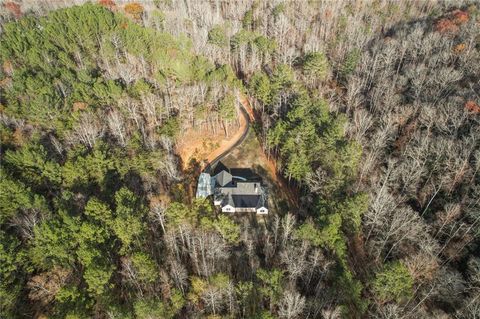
[[175, 110, 247, 170]]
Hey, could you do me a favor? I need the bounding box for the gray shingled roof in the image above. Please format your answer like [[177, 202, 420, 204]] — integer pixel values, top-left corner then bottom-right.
[[232, 195, 262, 208], [215, 170, 232, 187], [200, 169, 268, 210], [226, 194, 234, 207]]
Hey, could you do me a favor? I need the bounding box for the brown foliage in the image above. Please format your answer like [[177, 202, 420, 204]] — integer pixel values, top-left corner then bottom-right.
[[404, 253, 439, 283], [435, 18, 459, 34], [3, 60, 13, 75], [4, 2, 22, 18], [124, 3, 144, 20], [98, 0, 116, 10], [394, 119, 417, 152], [454, 43, 466, 54], [12, 128, 26, 146], [465, 100, 480, 114], [27, 267, 71, 306], [0, 77, 12, 89], [452, 10, 469, 25], [435, 9, 470, 34], [72, 102, 88, 112], [0, 60, 13, 94]]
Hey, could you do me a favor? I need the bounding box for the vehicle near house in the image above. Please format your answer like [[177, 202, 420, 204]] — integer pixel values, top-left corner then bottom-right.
[[196, 168, 268, 214]]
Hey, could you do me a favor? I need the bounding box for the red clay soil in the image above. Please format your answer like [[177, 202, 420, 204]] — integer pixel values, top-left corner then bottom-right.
[[175, 101, 247, 170], [238, 93, 256, 122]]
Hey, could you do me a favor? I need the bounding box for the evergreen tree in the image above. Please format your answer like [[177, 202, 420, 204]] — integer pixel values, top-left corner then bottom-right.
[[372, 261, 414, 303]]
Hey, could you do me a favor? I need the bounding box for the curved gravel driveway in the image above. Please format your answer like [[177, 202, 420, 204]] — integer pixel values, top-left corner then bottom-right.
[[204, 95, 251, 174]]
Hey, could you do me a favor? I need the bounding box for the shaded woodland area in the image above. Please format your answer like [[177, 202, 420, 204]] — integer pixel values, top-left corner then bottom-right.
[[0, 1, 479, 319]]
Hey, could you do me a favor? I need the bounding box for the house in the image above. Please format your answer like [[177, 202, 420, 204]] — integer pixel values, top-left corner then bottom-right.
[[196, 168, 268, 214]]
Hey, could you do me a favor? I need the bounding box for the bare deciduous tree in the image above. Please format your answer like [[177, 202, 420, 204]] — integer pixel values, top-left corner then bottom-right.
[[278, 289, 305, 319]]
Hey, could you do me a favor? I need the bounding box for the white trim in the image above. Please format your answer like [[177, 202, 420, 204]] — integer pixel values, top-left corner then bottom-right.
[[256, 207, 268, 214], [222, 205, 235, 213]]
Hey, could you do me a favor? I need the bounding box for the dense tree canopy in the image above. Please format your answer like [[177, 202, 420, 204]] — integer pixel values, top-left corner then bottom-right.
[[0, 3, 241, 318], [1, 1, 479, 319]]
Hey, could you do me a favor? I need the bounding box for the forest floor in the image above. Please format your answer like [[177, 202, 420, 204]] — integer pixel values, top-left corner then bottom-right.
[[347, 233, 371, 280]]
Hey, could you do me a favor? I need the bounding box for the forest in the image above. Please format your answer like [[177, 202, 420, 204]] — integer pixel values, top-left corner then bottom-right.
[[0, 1, 479, 319]]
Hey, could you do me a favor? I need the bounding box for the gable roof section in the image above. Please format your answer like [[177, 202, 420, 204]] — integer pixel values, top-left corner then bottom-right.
[[226, 194, 234, 207], [232, 195, 261, 208], [215, 170, 233, 187]]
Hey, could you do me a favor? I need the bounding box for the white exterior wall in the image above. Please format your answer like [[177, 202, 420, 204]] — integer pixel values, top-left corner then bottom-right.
[[256, 207, 268, 214], [222, 205, 235, 213]]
